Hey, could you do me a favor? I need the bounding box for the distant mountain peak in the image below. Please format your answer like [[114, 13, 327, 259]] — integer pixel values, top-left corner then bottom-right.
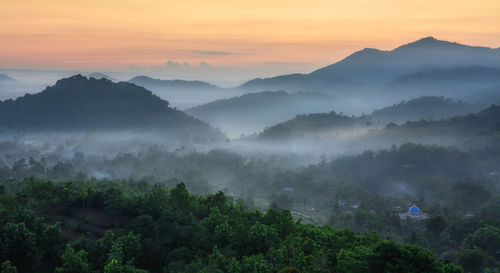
[[0, 73, 18, 82], [54, 74, 111, 87], [88, 72, 116, 81], [395, 36, 465, 51], [416, 36, 438, 43]]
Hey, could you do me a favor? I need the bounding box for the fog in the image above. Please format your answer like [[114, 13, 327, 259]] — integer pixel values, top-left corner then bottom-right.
[[2, 38, 500, 254]]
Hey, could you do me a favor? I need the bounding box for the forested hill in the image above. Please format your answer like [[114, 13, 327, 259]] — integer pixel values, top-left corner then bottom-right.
[[371, 96, 482, 123], [0, 179, 463, 273], [0, 75, 223, 140], [389, 104, 500, 135], [258, 111, 371, 140]]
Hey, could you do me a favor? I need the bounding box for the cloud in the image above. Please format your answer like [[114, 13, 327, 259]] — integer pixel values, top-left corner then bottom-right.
[[191, 50, 232, 55]]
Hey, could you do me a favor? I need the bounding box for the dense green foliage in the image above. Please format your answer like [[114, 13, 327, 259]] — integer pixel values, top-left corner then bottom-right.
[[0, 179, 463, 273]]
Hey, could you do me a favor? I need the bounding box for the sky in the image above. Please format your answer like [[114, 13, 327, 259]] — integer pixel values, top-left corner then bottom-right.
[[1, 0, 500, 85]]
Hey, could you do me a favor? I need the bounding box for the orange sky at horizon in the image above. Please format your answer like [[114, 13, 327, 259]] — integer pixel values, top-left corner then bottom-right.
[[1, 0, 500, 73]]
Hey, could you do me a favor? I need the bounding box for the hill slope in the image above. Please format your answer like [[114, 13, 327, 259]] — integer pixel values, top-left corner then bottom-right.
[[258, 111, 372, 141], [128, 76, 233, 109], [0, 75, 223, 141], [371, 96, 483, 123], [389, 66, 500, 96], [185, 90, 335, 137]]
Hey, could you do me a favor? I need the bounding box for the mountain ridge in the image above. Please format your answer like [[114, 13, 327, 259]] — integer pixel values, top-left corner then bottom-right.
[[240, 37, 500, 92], [0, 75, 224, 141]]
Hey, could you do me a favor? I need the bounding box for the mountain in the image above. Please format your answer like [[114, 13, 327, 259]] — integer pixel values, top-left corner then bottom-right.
[[0, 74, 24, 101], [389, 66, 500, 96], [371, 96, 483, 123], [0, 74, 18, 83], [258, 111, 372, 141], [128, 76, 234, 109], [373, 104, 500, 148], [460, 85, 500, 105], [240, 37, 500, 93], [88, 72, 117, 81], [185, 90, 335, 137], [129, 75, 219, 90], [393, 104, 500, 134], [0, 75, 223, 141]]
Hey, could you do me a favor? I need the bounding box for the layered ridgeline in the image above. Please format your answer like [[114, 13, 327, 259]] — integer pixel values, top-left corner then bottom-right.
[[371, 96, 483, 123], [185, 91, 335, 137], [241, 37, 500, 98], [389, 66, 500, 96], [0, 74, 17, 83], [0, 75, 223, 142], [256, 102, 500, 151], [128, 76, 234, 109], [0, 74, 23, 101], [386, 104, 500, 136]]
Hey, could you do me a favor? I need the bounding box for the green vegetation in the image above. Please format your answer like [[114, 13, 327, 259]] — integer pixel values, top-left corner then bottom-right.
[[0, 179, 463, 273]]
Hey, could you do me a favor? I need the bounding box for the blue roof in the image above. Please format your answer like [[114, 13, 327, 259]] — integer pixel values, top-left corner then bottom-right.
[[409, 205, 421, 214]]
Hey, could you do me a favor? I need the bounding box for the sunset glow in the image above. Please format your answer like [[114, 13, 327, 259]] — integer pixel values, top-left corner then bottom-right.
[[2, 0, 500, 72]]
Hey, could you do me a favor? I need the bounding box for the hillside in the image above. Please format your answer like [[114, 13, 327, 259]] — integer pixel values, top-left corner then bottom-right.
[[371, 96, 483, 123], [258, 111, 372, 140], [461, 85, 500, 104], [395, 104, 500, 134], [0, 75, 223, 141], [128, 76, 235, 109], [256, 102, 500, 150], [185, 91, 335, 137], [389, 66, 500, 96]]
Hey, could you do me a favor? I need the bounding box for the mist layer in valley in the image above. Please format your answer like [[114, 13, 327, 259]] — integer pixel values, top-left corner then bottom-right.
[[2, 38, 500, 247]]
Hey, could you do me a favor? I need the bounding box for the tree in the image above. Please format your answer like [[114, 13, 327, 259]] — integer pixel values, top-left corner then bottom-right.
[[457, 247, 488, 273], [1, 261, 17, 273], [1, 223, 36, 273], [463, 225, 500, 256], [103, 232, 146, 273], [247, 223, 279, 254], [426, 215, 447, 236], [241, 254, 272, 273], [55, 245, 92, 273], [336, 246, 371, 273], [367, 241, 441, 273], [169, 183, 190, 209]]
